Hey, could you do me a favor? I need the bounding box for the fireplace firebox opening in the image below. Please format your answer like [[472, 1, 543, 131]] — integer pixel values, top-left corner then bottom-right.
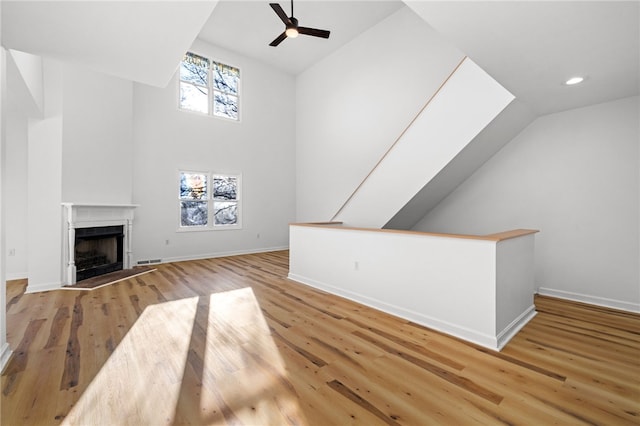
[[75, 225, 124, 281]]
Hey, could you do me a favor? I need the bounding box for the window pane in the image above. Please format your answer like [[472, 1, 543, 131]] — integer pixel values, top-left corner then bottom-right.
[[180, 172, 208, 200], [180, 53, 209, 86], [213, 92, 238, 120], [180, 201, 208, 226], [213, 176, 238, 200], [213, 201, 237, 225], [180, 83, 208, 114], [212, 62, 239, 95]]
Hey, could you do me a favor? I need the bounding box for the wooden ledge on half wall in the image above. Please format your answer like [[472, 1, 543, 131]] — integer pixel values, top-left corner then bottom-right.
[[289, 221, 539, 242]]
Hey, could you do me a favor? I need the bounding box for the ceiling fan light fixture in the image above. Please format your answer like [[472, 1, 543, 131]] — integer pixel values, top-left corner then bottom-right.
[[268, 1, 330, 47]]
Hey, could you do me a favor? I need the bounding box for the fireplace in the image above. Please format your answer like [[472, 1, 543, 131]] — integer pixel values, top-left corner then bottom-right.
[[62, 203, 138, 286], [75, 225, 124, 281]]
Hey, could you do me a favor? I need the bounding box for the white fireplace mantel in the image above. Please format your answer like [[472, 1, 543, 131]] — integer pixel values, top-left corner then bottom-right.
[[62, 203, 139, 285]]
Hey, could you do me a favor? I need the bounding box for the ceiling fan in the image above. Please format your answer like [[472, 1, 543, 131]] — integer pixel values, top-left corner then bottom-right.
[[268, 0, 330, 47]]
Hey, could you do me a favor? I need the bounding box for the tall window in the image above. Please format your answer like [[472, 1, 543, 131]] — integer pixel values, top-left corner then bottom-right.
[[179, 171, 241, 230], [179, 52, 240, 121]]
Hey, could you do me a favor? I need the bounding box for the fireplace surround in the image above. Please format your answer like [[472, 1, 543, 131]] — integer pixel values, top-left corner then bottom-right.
[[62, 203, 138, 285]]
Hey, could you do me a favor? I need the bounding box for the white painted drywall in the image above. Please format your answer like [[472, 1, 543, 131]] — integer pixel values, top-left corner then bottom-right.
[[61, 64, 133, 204], [26, 59, 63, 293], [4, 110, 28, 279], [0, 38, 12, 370], [7, 49, 42, 116], [413, 96, 640, 312], [495, 235, 536, 341], [131, 39, 295, 263], [289, 225, 500, 348], [4, 50, 41, 280], [295, 6, 465, 222], [385, 99, 536, 230], [333, 58, 514, 228]]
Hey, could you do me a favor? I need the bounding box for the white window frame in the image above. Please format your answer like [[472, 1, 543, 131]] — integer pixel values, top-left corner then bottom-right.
[[178, 52, 241, 122], [177, 170, 242, 232]]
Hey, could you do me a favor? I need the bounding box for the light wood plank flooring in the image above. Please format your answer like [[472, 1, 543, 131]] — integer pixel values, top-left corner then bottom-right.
[[2, 251, 639, 425]]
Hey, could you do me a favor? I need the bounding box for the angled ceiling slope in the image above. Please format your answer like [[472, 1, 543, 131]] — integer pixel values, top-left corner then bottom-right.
[[1, 1, 219, 88], [406, 1, 640, 116]]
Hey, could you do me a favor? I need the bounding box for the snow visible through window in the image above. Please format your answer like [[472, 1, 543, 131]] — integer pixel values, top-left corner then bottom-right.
[[179, 52, 240, 121], [179, 171, 241, 230]]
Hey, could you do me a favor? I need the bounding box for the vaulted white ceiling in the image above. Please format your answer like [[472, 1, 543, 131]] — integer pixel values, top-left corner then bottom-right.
[[1, 1, 219, 88], [198, 1, 404, 76], [2, 1, 638, 115]]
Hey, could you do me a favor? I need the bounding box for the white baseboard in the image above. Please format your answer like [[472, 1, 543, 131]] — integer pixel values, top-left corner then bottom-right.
[[496, 305, 537, 350], [152, 246, 289, 265], [25, 280, 62, 294], [288, 272, 506, 351], [6, 272, 28, 281], [0, 342, 13, 374], [537, 287, 640, 313]]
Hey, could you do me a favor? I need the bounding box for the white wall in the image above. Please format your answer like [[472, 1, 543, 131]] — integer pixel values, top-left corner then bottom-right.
[[413, 96, 640, 311], [4, 50, 41, 280], [296, 6, 465, 222], [132, 39, 296, 263], [333, 58, 514, 228], [61, 64, 133, 204], [26, 59, 63, 293], [8, 49, 43, 116], [1, 33, 12, 368], [4, 110, 27, 278], [3, 56, 135, 290]]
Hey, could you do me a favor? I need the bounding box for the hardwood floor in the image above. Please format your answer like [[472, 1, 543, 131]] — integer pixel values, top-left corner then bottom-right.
[[2, 251, 639, 425]]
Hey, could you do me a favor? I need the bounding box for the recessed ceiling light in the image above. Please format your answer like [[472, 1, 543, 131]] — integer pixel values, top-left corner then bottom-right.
[[565, 77, 585, 86]]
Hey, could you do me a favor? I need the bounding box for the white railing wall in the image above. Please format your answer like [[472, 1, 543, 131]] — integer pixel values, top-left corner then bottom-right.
[[289, 223, 538, 351]]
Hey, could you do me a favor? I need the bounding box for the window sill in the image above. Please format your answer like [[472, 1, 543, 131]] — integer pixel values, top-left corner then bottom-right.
[[176, 225, 242, 233]]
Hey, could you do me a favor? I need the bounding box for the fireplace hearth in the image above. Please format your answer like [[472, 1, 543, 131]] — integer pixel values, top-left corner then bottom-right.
[[75, 225, 124, 281]]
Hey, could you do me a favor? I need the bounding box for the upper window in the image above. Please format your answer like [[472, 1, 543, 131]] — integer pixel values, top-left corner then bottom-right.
[[179, 52, 240, 121]]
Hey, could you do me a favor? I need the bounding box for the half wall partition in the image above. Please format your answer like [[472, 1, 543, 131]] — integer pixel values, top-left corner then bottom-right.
[[288, 223, 538, 351]]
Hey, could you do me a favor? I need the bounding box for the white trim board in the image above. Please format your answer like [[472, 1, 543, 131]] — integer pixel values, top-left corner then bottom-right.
[[0, 343, 13, 374], [496, 305, 537, 350], [141, 246, 289, 266], [25, 280, 62, 294], [5, 272, 27, 281], [537, 287, 640, 313]]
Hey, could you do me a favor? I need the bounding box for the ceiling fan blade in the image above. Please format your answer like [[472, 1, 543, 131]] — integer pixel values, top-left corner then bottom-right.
[[270, 3, 290, 25], [298, 27, 330, 39], [269, 31, 288, 47]]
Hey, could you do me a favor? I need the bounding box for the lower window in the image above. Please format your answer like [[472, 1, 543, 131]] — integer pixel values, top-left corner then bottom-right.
[[179, 171, 241, 230]]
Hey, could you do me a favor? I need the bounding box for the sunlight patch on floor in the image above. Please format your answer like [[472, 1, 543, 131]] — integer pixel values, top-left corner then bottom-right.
[[63, 296, 198, 425], [200, 287, 307, 424], [62, 287, 306, 425]]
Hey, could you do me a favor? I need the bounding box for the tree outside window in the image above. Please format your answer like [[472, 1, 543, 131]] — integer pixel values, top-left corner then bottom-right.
[[179, 52, 240, 121], [179, 171, 241, 230]]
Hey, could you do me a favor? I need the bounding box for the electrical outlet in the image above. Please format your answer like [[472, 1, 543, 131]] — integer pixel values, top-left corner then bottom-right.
[[165, 239, 170, 245], [8, 248, 15, 256], [257, 233, 260, 239], [354, 261, 359, 270]]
